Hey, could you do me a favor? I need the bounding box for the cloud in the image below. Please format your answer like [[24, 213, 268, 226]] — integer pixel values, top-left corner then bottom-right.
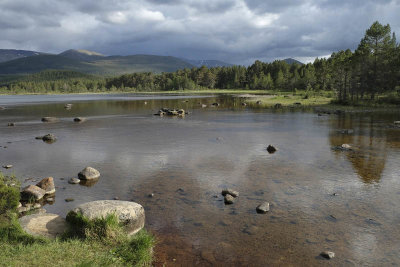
[[0, 0, 399, 64]]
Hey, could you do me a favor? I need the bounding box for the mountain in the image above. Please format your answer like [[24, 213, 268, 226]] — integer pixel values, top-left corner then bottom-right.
[[283, 58, 304, 65], [0, 49, 45, 63], [182, 59, 233, 68], [0, 53, 194, 76], [59, 49, 105, 61]]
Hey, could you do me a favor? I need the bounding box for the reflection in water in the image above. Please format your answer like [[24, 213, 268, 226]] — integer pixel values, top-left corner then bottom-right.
[[0, 95, 400, 266]]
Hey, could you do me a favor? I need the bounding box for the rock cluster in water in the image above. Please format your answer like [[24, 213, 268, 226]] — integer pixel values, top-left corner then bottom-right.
[[154, 108, 186, 117], [221, 188, 239, 204]]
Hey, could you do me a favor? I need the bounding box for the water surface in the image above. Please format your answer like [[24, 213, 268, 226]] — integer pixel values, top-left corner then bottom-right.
[[0, 94, 399, 266]]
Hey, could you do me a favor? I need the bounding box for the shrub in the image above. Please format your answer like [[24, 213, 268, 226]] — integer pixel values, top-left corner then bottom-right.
[[0, 173, 20, 215]]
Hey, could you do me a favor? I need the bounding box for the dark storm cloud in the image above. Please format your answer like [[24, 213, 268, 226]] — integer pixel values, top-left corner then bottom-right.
[[0, 0, 399, 64]]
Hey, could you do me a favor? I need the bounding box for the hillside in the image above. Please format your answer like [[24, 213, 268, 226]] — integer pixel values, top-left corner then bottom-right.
[[183, 59, 233, 68], [283, 58, 304, 65], [0, 54, 194, 76], [0, 49, 45, 63], [59, 49, 105, 61]]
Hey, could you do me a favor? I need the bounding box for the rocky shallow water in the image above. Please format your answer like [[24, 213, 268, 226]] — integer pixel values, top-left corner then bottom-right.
[[0, 94, 400, 266]]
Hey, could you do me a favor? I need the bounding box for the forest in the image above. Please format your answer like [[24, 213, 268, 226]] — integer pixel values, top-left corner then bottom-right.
[[1, 21, 399, 104]]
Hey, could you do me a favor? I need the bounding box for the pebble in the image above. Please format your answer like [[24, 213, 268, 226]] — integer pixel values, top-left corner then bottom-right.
[[320, 251, 335, 259]]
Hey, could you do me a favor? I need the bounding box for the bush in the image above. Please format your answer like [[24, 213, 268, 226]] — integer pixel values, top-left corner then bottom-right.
[[0, 173, 20, 215]]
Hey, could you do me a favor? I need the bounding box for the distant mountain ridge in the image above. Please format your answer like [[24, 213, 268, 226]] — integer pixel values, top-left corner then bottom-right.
[[0, 49, 46, 63], [59, 49, 105, 61], [182, 59, 233, 68]]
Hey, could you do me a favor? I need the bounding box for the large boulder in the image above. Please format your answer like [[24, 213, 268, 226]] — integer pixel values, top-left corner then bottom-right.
[[78, 167, 100, 180], [69, 200, 145, 235], [19, 213, 68, 239], [21, 185, 46, 201], [36, 177, 55, 195]]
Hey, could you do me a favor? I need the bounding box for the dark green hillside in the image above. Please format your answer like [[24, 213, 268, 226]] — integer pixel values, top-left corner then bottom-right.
[[0, 49, 45, 63], [59, 49, 105, 61]]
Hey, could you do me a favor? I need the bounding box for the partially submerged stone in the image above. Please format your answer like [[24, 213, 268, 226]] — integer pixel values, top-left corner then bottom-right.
[[68, 177, 81, 184], [41, 117, 59, 123], [2, 164, 13, 169], [69, 200, 145, 235], [36, 177, 56, 195], [21, 185, 46, 201], [224, 194, 235, 204], [19, 213, 68, 239], [78, 167, 100, 180], [42, 134, 57, 142], [221, 188, 239, 198], [256, 202, 270, 213], [73, 117, 86, 122], [7, 122, 15, 126], [320, 251, 335, 259], [267, 145, 277, 154]]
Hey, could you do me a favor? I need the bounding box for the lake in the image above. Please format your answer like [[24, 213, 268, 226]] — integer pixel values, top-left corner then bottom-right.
[[0, 94, 399, 266]]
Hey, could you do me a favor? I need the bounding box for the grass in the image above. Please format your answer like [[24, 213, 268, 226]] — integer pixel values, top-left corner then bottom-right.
[[0, 172, 155, 267], [244, 93, 333, 108]]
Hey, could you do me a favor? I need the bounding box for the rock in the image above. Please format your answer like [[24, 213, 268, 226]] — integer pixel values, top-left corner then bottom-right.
[[340, 129, 354, 134], [211, 103, 220, 107], [35, 136, 43, 140], [7, 122, 15, 126], [21, 185, 46, 201], [42, 134, 57, 142], [64, 104, 73, 109], [113, 197, 119, 200], [221, 188, 239, 197], [241, 102, 247, 106], [18, 202, 22, 208], [68, 178, 81, 184], [33, 203, 41, 209], [148, 193, 154, 198], [294, 102, 302, 105], [18, 206, 30, 213], [19, 213, 68, 239], [73, 117, 86, 122], [274, 103, 282, 109], [36, 177, 56, 195], [78, 167, 100, 180], [46, 198, 54, 202], [256, 100, 262, 104], [201, 104, 207, 108], [341, 144, 352, 150], [0, 106, 5, 110], [267, 145, 277, 154], [144, 101, 147, 105], [224, 194, 235, 204], [2, 165, 13, 169], [154, 110, 166, 116], [65, 198, 74, 202], [394, 121, 400, 125], [242, 225, 259, 235], [69, 200, 145, 235], [41, 117, 59, 123], [256, 202, 270, 213], [320, 251, 335, 259], [177, 109, 185, 117], [201, 250, 216, 263]]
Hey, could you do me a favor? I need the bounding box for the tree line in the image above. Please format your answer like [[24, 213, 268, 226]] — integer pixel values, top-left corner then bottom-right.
[[1, 21, 399, 103]]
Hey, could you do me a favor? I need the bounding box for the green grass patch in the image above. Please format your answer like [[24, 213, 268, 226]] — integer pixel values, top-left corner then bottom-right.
[[0, 172, 155, 266]]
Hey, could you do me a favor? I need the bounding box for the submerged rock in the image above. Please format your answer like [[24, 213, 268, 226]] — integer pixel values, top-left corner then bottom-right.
[[41, 117, 59, 123], [68, 200, 145, 235], [221, 188, 239, 197], [78, 167, 100, 180], [68, 177, 81, 184], [320, 251, 335, 259], [267, 145, 277, 154], [224, 194, 235, 204], [21, 185, 46, 201], [36, 177, 56, 195], [19, 213, 68, 239], [42, 134, 57, 142], [256, 202, 270, 213]]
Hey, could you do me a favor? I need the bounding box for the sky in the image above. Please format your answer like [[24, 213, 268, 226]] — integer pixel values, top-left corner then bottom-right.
[[0, 0, 399, 65]]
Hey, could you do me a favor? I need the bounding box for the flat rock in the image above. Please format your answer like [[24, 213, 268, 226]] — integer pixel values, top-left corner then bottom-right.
[[21, 185, 46, 201], [69, 200, 145, 235], [2, 165, 13, 169], [221, 188, 239, 197], [320, 251, 335, 259], [19, 213, 68, 239], [41, 117, 59, 123], [78, 167, 100, 180], [256, 202, 270, 213], [224, 194, 235, 204], [36, 177, 56, 195], [68, 178, 81, 184]]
